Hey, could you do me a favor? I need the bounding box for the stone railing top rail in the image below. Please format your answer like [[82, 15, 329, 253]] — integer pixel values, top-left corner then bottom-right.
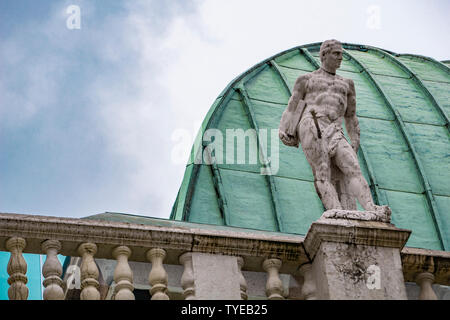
[[0, 212, 307, 273]]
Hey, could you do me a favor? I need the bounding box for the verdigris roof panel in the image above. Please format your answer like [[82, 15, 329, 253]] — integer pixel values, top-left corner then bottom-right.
[[188, 164, 224, 226], [359, 117, 424, 193], [274, 50, 316, 71], [216, 97, 263, 173], [337, 70, 395, 121], [274, 176, 323, 235], [245, 65, 290, 104], [250, 98, 314, 181], [374, 74, 445, 125], [404, 123, 450, 195], [421, 80, 450, 121], [435, 195, 450, 247], [276, 66, 310, 92], [397, 55, 450, 83], [349, 49, 409, 78], [386, 190, 443, 250], [219, 168, 278, 232]]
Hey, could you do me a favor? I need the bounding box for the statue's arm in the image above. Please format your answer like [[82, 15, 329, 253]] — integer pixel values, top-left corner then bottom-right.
[[279, 75, 308, 145], [344, 79, 360, 153], [286, 74, 307, 113]]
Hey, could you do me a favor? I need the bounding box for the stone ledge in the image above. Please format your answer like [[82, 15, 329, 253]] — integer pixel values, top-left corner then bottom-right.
[[0, 212, 307, 273], [304, 218, 411, 260], [401, 247, 450, 284]]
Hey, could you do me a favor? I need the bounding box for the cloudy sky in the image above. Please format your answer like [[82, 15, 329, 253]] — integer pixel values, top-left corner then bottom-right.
[[0, 0, 449, 219]]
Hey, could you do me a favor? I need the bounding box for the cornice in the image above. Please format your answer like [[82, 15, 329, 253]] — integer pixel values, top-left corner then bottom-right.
[[303, 218, 411, 260]]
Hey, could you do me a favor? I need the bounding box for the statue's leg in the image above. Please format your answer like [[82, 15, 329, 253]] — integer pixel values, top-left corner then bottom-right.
[[313, 159, 343, 210], [333, 139, 376, 211], [299, 119, 342, 210]]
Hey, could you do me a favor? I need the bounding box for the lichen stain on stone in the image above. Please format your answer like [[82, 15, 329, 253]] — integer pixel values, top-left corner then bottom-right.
[[332, 243, 377, 284]]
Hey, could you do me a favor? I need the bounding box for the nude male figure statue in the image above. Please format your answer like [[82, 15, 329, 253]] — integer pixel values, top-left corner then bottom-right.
[[279, 39, 386, 213]]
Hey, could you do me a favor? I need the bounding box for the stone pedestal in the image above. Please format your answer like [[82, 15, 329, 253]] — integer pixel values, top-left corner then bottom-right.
[[303, 215, 411, 300], [191, 253, 241, 300]]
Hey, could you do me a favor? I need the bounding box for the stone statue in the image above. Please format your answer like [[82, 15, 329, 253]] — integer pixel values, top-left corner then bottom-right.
[[279, 39, 390, 222]]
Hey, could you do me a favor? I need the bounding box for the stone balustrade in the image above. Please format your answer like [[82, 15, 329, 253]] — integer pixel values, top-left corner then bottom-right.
[[112, 245, 134, 300], [41, 240, 64, 300], [0, 212, 307, 300], [5, 237, 28, 300], [0, 212, 449, 300]]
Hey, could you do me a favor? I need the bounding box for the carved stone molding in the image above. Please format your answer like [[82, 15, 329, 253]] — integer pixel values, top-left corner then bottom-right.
[[192, 234, 303, 262], [401, 247, 450, 284]]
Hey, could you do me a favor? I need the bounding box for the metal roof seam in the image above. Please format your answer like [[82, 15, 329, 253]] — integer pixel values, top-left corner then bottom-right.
[[270, 60, 292, 94], [299, 48, 320, 69], [210, 161, 230, 226]]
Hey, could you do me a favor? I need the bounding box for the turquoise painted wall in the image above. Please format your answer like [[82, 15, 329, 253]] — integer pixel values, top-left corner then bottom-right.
[[0, 251, 43, 300], [0, 251, 65, 300]]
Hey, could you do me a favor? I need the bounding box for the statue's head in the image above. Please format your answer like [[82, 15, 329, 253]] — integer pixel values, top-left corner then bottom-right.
[[319, 39, 343, 73]]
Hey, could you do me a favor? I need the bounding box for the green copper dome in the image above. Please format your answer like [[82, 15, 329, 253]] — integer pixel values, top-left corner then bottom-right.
[[170, 42, 450, 252]]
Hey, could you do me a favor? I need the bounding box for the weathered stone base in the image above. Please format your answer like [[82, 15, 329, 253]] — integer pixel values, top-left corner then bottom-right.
[[304, 216, 411, 300], [312, 241, 407, 299]]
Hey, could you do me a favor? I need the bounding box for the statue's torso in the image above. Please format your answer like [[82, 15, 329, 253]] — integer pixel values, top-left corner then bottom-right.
[[302, 70, 350, 128]]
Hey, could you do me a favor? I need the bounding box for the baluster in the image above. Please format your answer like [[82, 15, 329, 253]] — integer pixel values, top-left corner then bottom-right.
[[41, 240, 64, 300], [262, 258, 284, 300], [147, 248, 169, 300], [179, 252, 195, 300], [237, 257, 248, 300], [6, 237, 28, 300], [77, 243, 100, 300], [299, 263, 317, 300], [416, 272, 438, 300], [112, 246, 134, 300]]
